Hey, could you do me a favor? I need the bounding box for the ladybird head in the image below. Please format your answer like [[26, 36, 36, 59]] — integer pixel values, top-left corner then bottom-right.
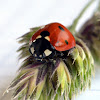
[[29, 31, 54, 59]]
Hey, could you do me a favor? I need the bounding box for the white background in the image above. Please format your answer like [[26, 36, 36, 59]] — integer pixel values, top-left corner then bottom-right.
[[0, 0, 100, 100]]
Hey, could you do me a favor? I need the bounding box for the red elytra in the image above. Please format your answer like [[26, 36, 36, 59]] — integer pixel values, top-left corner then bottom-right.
[[30, 22, 76, 51]]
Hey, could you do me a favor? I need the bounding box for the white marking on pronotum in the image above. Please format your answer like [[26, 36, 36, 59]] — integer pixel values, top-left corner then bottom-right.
[[45, 36, 50, 41], [30, 47, 34, 54], [36, 35, 42, 39], [33, 39, 36, 42], [44, 49, 52, 56]]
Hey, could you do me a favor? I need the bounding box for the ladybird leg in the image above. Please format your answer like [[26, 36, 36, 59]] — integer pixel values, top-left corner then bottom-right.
[[61, 52, 64, 56], [67, 47, 76, 56], [53, 50, 59, 56], [51, 50, 56, 58]]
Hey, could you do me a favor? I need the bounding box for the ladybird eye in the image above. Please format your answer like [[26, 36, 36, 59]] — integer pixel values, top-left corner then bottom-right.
[[65, 40, 68, 44], [58, 26, 64, 31], [45, 36, 50, 41], [40, 31, 50, 37], [36, 35, 42, 39]]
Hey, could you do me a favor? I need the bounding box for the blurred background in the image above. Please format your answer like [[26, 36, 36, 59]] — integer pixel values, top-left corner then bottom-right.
[[0, 0, 100, 100]]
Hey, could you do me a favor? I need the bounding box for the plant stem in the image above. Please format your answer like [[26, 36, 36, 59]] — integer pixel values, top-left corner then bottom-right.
[[68, 0, 95, 34], [97, 0, 100, 11]]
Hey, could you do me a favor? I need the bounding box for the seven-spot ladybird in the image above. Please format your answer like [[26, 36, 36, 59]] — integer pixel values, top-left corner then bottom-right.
[[29, 22, 76, 59]]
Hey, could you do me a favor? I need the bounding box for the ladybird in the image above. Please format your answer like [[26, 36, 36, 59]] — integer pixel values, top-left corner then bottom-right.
[[29, 22, 76, 59]]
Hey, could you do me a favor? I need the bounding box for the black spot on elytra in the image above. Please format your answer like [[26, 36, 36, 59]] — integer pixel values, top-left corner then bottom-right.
[[65, 40, 68, 44], [40, 31, 50, 37], [58, 26, 64, 31]]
